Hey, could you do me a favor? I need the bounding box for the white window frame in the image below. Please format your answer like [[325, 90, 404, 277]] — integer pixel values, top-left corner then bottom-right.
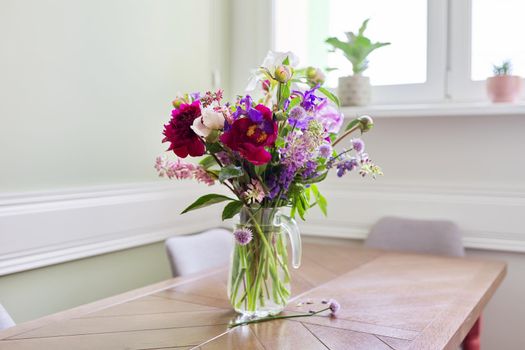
[[270, 0, 448, 105], [268, 0, 525, 105]]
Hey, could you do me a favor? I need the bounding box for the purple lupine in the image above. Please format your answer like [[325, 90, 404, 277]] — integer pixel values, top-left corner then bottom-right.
[[302, 160, 318, 180]]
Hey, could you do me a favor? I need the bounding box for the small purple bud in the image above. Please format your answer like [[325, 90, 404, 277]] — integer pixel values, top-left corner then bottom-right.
[[351, 138, 365, 153]]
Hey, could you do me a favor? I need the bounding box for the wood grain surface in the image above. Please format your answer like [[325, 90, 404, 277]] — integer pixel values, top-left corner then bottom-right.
[[0, 243, 506, 350]]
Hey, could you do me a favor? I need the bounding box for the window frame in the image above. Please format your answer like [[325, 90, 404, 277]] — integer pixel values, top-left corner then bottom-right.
[[270, 0, 448, 105]]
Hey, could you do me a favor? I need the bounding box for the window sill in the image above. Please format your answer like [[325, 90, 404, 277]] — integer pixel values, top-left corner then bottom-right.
[[340, 101, 525, 118]]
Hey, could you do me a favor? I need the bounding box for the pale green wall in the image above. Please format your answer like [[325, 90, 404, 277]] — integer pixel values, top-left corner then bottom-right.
[[0, 242, 171, 323], [0, 0, 231, 192]]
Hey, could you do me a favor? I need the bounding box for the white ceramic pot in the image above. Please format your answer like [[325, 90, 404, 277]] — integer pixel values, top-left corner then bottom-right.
[[338, 75, 371, 106]]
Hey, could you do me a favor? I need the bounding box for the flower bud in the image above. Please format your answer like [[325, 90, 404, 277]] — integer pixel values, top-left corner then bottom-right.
[[306, 66, 326, 85], [274, 65, 293, 83], [206, 129, 220, 143], [262, 79, 271, 92], [358, 115, 374, 132], [172, 97, 185, 109], [274, 110, 287, 121]]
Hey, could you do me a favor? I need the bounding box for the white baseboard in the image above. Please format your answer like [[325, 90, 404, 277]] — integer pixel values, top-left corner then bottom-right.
[[1, 179, 524, 276]]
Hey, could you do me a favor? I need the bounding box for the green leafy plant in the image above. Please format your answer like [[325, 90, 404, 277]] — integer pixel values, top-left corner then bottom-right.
[[493, 60, 512, 76], [325, 19, 390, 75]]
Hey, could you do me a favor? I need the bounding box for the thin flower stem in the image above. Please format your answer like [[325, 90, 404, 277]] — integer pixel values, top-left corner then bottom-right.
[[332, 125, 360, 147], [228, 307, 331, 328]]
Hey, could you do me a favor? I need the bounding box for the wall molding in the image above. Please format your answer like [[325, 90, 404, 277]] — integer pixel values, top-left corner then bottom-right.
[[0, 182, 222, 276], [1, 179, 524, 276]]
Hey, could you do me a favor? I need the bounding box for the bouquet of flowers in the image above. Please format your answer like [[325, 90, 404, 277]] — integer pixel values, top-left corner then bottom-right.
[[156, 51, 381, 317]]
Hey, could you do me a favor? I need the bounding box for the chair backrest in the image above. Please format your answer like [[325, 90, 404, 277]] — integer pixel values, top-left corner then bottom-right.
[[165, 228, 233, 277], [0, 303, 15, 330], [365, 216, 465, 257]]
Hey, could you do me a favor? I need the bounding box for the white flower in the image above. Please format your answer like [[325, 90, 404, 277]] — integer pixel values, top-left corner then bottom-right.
[[261, 50, 299, 72], [246, 51, 299, 92], [191, 107, 225, 137]]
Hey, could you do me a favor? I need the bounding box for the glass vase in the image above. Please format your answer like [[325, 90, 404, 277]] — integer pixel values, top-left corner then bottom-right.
[[228, 207, 302, 317]]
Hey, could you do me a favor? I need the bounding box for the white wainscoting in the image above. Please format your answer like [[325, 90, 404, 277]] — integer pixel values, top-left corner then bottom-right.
[[1, 179, 524, 276], [0, 182, 224, 276], [301, 179, 525, 253]]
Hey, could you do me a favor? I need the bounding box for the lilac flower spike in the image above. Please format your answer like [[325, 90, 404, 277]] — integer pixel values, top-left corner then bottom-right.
[[233, 228, 253, 246], [328, 299, 341, 315]]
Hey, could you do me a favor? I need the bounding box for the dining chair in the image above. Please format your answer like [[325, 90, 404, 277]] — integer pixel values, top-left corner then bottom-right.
[[365, 216, 480, 350], [165, 228, 233, 277], [0, 303, 15, 330]]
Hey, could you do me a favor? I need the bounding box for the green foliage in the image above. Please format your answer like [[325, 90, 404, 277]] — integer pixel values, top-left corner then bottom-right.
[[325, 19, 390, 75], [219, 165, 244, 183], [493, 60, 512, 76], [222, 200, 244, 220], [289, 183, 329, 220], [318, 87, 340, 107], [181, 194, 235, 214], [199, 155, 218, 169]]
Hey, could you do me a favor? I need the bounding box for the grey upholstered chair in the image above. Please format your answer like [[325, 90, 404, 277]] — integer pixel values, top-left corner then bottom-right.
[[165, 228, 233, 277], [365, 216, 464, 257], [0, 303, 15, 330], [365, 216, 482, 350]]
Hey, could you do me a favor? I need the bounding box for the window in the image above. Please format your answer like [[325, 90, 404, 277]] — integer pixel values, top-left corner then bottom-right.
[[471, 0, 525, 80], [272, 0, 525, 104], [275, 0, 427, 87]]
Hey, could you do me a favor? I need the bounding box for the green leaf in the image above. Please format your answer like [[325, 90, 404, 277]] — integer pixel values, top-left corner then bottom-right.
[[222, 200, 244, 220], [311, 185, 328, 216], [181, 194, 234, 214], [281, 83, 291, 106], [206, 142, 222, 154], [303, 171, 328, 184], [218, 165, 244, 183], [287, 96, 301, 110], [318, 87, 340, 107], [199, 155, 217, 169], [282, 56, 290, 65], [345, 118, 361, 132]]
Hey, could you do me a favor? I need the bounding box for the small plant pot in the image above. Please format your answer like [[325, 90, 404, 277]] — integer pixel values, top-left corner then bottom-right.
[[338, 75, 371, 106], [486, 75, 522, 103]]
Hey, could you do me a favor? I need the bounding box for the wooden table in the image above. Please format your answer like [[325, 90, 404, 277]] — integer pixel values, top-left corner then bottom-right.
[[0, 243, 506, 350]]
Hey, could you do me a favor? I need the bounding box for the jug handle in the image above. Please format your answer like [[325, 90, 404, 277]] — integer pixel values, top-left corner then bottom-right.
[[275, 212, 302, 268]]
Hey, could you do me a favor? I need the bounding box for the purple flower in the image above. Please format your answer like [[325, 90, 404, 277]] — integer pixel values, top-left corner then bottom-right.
[[190, 92, 201, 100], [315, 101, 343, 134], [232, 95, 263, 123], [318, 144, 332, 158], [292, 85, 325, 112], [336, 158, 358, 177], [302, 160, 318, 180], [233, 228, 253, 246], [288, 106, 312, 129], [328, 299, 340, 315], [351, 138, 365, 153]]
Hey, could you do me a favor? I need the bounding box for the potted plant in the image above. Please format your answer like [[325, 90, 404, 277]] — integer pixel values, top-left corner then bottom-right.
[[325, 19, 390, 106], [487, 60, 522, 103]]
